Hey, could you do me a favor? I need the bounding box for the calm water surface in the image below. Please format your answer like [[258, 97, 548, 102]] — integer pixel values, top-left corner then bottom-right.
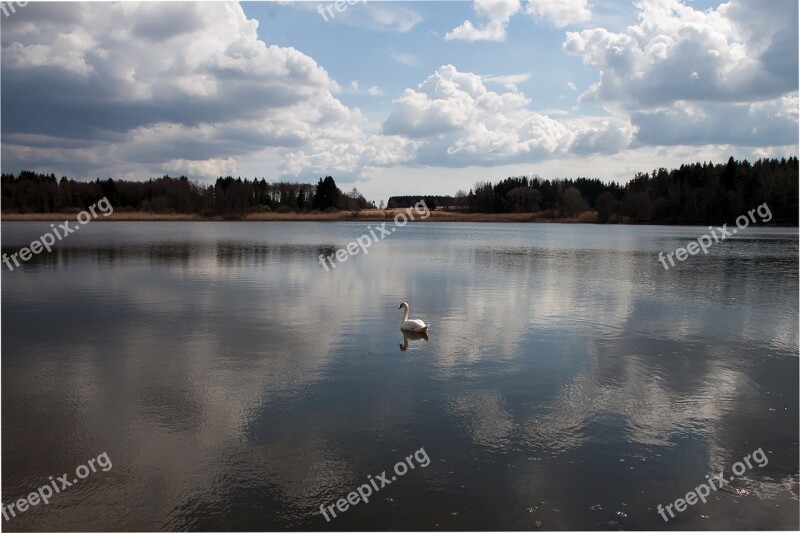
[[2, 221, 798, 531]]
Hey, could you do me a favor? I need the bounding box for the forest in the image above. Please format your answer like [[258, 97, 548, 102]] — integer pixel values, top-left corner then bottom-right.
[[389, 157, 798, 224], [2, 157, 797, 224], [0, 174, 373, 219]]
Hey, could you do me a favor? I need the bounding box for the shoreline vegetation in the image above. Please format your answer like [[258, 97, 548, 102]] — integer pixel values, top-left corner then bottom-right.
[[1, 209, 601, 223], [3, 156, 798, 225], [2, 209, 797, 226]]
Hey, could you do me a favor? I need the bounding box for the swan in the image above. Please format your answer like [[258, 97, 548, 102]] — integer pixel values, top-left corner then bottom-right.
[[398, 302, 429, 332]]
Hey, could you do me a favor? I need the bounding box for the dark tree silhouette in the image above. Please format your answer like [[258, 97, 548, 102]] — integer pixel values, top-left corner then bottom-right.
[[312, 176, 341, 211], [2, 156, 797, 224], [388, 157, 797, 224]]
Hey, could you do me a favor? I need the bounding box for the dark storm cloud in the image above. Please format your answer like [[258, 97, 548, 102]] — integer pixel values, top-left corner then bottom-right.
[[0, 2, 350, 178]]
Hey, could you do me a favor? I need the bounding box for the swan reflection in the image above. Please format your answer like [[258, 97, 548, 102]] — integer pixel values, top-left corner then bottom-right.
[[399, 330, 429, 351]]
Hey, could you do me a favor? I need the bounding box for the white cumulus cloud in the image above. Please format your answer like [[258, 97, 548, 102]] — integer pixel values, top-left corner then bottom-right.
[[562, 0, 798, 148], [446, 0, 521, 42], [383, 65, 633, 166], [563, 0, 797, 106]]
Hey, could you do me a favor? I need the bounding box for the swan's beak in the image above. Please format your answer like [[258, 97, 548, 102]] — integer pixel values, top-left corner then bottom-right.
[[398, 305, 402, 309]]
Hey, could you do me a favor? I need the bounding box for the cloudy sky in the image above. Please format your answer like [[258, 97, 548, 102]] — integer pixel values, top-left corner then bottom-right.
[[1, 0, 797, 202]]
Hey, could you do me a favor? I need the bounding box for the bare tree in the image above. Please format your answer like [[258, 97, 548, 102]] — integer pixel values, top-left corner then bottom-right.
[[560, 187, 588, 218]]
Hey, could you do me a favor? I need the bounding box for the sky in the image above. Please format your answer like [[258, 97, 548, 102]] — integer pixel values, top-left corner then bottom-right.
[[1, 0, 798, 204]]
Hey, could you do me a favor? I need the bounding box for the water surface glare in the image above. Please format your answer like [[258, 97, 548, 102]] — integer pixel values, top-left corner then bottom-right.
[[2, 221, 798, 530]]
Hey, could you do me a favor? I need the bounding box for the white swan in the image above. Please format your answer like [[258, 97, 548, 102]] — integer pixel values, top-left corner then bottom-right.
[[398, 302, 429, 332]]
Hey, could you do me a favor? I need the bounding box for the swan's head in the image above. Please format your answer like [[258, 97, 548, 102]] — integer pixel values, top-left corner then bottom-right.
[[398, 302, 409, 310]]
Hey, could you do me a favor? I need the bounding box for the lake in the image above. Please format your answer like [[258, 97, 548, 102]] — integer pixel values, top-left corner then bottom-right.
[[2, 221, 798, 531]]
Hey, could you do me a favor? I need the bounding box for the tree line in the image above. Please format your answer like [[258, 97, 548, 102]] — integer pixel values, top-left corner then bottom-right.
[[1, 173, 373, 218], [388, 157, 798, 224], [2, 156, 797, 223]]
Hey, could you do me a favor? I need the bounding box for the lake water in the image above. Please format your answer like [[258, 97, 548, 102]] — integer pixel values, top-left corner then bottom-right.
[[2, 221, 798, 531]]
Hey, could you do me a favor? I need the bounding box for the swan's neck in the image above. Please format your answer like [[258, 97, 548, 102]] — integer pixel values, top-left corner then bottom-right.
[[402, 307, 409, 322]]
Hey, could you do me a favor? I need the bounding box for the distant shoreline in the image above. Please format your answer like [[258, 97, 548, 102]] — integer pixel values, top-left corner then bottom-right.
[[1, 209, 596, 223], [1, 210, 797, 226]]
